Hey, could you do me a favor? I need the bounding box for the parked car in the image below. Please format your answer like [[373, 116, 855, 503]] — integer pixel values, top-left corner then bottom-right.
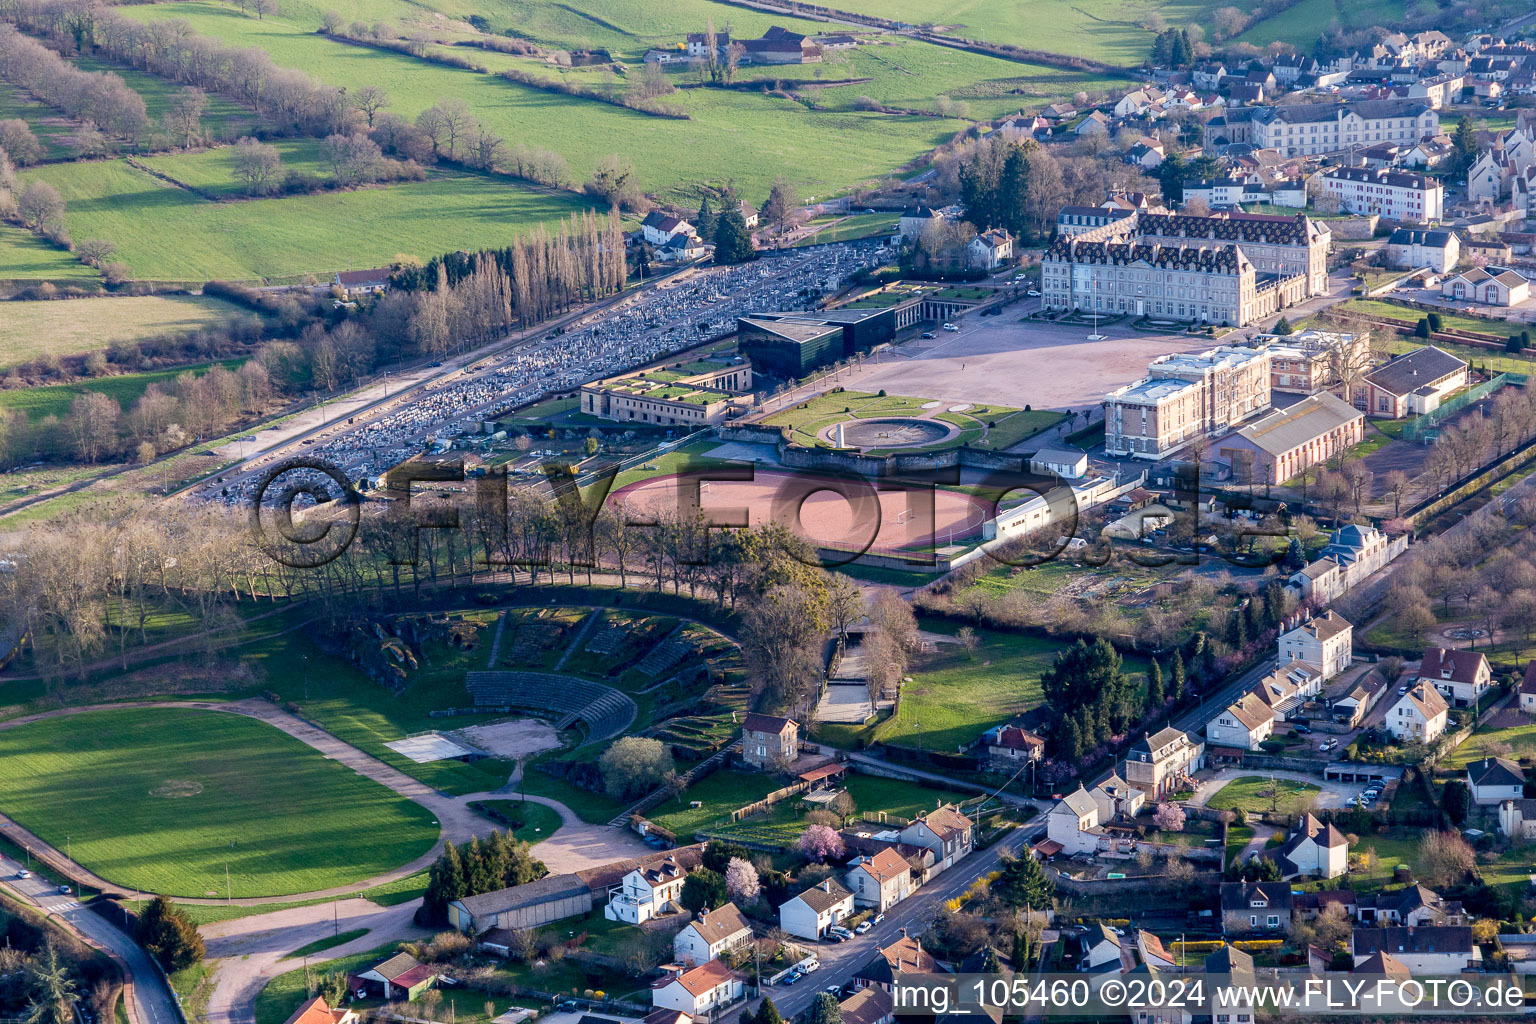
[[855, 921, 873, 934], [1026, 289, 1041, 297], [942, 323, 959, 331], [1293, 724, 1312, 735], [921, 331, 936, 338], [15, 869, 28, 880], [1318, 738, 1337, 752], [783, 971, 803, 986], [825, 985, 841, 995], [801, 958, 820, 973], [872, 913, 884, 925], [1397, 685, 1409, 695]]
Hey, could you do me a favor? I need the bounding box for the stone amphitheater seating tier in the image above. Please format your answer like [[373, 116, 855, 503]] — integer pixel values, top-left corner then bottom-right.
[[585, 625, 632, 656], [464, 671, 635, 743], [636, 640, 693, 677]]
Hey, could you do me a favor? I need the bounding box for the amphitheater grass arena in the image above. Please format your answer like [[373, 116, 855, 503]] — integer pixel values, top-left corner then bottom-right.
[[609, 469, 992, 553], [0, 707, 438, 898]]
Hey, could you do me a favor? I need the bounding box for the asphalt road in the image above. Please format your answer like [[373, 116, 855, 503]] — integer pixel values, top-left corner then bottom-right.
[[0, 847, 180, 1024]]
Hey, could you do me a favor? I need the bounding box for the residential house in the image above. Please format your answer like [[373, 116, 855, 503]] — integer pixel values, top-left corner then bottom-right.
[[740, 26, 821, 64], [1288, 556, 1343, 606], [674, 903, 753, 967], [1277, 610, 1354, 680], [1441, 266, 1533, 306], [1417, 647, 1492, 708], [1220, 880, 1293, 935], [685, 31, 731, 60], [1385, 227, 1460, 272], [1126, 139, 1166, 170], [656, 234, 709, 263], [651, 960, 743, 1018], [1499, 797, 1536, 839], [1348, 345, 1468, 418], [1045, 786, 1107, 856], [1250, 662, 1323, 720], [1136, 931, 1177, 971], [986, 725, 1044, 769], [1521, 661, 1536, 714], [898, 805, 973, 871], [1266, 813, 1349, 879], [1467, 756, 1526, 805], [1124, 727, 1204, 799], [1113, 88, 1165, 118], [285, 999, 357, 1024], [606, 854, 689, 923], [333, 268, 391, 298], [1193, 64, 1228, 90], [741, 713, 797, 768], [779, 879, 854, 939], [1385, 682, 1449, 742], [1356, 884, 1465, 926], [1319, 523, 1399, 581], [1206, 690, 1276, 752], [1077, 924, 1123, 972], [1074, 111, 1111, 136], [352, 954, 438, 1001], [642, 211, 696, 247], [846, 847, 913, 912], [898, 206, 944, 240], [1332, 674, 1387, 728], [1093, 772, 1145, 819], [967, 229, 1014, 270], [1402, 136, 1456, 168], [853, 933, 937, 992], [838, 988, 894, 1024], [1203, 947, 1258, 1024], [1054, 204, 1136, 237], [1293, 889, 1359, 922], [1263, 329, 1366, 395], [1352, 950, 1413, 981], [1350, 927, 1481, 973]]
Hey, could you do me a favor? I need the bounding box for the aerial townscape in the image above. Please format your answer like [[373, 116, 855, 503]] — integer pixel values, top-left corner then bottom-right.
[[16, 0, 1536, 1021]]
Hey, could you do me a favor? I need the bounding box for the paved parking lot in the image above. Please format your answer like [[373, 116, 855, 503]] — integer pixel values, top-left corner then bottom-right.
[[844, 314, 1212, 411]]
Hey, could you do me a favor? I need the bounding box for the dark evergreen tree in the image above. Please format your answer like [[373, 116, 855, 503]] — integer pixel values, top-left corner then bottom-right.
[[1171, 648, 1187, 699], [695, 196, 717, 241], [1158, 151, 1187, 204], [713, 209, 757, 263], [997, 143, 1032, 241], [136, 896, 205, 974], [1273, 316, 1293, 335], [1147, 658, 1165, 709], [680, 868, 728, 913], [992, 852, 1055, 910], [807, 993, 842, 1024]]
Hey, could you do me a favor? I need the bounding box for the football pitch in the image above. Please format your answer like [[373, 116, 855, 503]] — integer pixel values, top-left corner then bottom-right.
[[0, 707, 439, 898]]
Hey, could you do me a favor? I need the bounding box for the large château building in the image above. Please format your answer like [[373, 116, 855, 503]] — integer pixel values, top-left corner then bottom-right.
[[1104, 346, 1272, 459], [1040, 211, 1328, 326]]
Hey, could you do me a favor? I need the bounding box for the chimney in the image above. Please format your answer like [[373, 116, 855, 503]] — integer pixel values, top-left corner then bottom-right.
[[901, 927, 909, 939], [822, 879, 831, 892]]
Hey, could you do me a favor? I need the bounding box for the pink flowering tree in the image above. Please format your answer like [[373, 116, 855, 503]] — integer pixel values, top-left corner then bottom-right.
[[1153, 802, 1186, 832], [797, 824, 845, 863], [725, 857, 760, 903]]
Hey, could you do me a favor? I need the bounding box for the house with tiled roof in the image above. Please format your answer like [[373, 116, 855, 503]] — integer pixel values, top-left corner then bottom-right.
[[606, 854, 691, 924], [1416, 647, 1492, 708], [1124, 727, 1204, 799], [846, 846, 913, 912], [741, 713, 798, 768], [1205, 689, 1276, 752], [1386, 682, 1449, 743], [898, 804, 973, 870], [853, 931, 938, 991], [283, 997, 358, 1024], [967, 228, 1013, 270], [1467, 756, 1525, 805], [986, 725, 1044, 769], [1220, 880, 1292, 935], [1356, 883, 1464, 927], [1277, 610, 1353, 680], [1351, 345, 1467, 418], [641, 210, 695, 247], [779, 878, 854, 939], [1265, 813, 1348, 879], [1350, 926, 1480, 973], [674, 903, 752, 966], [1521, 660, 1536, 714], [1135, 930, 1176, 970], [651, 959, 743, 1017], [838, 987, 894, 1024]]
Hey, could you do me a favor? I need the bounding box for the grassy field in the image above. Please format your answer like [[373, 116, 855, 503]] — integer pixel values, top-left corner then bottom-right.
[[21, 157, 598, 281], [647, 770, 784, 836], [0, 359, 242, 420], [1205, 776, 1321, 817], [117, 3, 987, 207], [880, 621, 1150, 751], [0, 295, 252, 368], [470, 798, 564, 842], [0, 225, 99, 282], [137, 139, 332, 197], [1443, 721, 1536, 769], [796, 212, 901, 247], [0, 84, 79, 161], [0, 707, 439, 897], [758, 388, 1023, 450], [123, 869, 431, 927], [73, 55, 259, 143]]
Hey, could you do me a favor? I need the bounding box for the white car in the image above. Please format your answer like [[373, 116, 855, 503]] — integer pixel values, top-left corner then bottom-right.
[[1026, 289, 1040, 297], [855, 921, 873, 934], [15, 869, 29, 880], [801, 958, 820, 973], [942, 323, 960, 331]]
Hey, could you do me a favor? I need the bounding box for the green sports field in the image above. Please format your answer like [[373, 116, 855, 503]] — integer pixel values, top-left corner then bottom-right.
[[0, 707, 439, 897]]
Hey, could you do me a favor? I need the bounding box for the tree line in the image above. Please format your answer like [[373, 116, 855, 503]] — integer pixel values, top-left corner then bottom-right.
[[419, 830, 545, 925]]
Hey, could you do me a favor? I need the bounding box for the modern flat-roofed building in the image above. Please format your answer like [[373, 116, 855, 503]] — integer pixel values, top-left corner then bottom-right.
[[579, 359, 752, 427], [1262, 329, 1364, 395], [1104, 346, 1271, 459], [738, 305, 912, 378]]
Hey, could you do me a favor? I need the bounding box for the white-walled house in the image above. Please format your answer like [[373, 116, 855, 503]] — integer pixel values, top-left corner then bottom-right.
[[1351, 927, 1480, 974], [1521, 662, 1536, 714], [779, 879, 854, 939], [651, 959, 743, 1017], [1206, 690, 1276, 751], [1276, 610, 1353, 680], [1046, 786, 1105, 856], [897, 805, 973, 872], [674, 903, 753, 967], [1467, 756, 1525, 806], [1386, 683, 1449, 743], [606, 855, 689, 924], [1268, 813, 1348, 879], [1416, 647, 1492, 708], [845, 847, 913, 912]]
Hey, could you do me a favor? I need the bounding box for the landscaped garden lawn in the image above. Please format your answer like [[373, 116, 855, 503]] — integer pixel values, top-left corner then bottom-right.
[[470, 799, 563, 843], [1442, 722, 1536, 769], [1205, 776, 1320, 817], [0, 707, 439, 898], [0, 295, 253, 369], [758, 389, 1022, 450], [881, 621, 1149, 752], [648, 770, 784, 836]]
